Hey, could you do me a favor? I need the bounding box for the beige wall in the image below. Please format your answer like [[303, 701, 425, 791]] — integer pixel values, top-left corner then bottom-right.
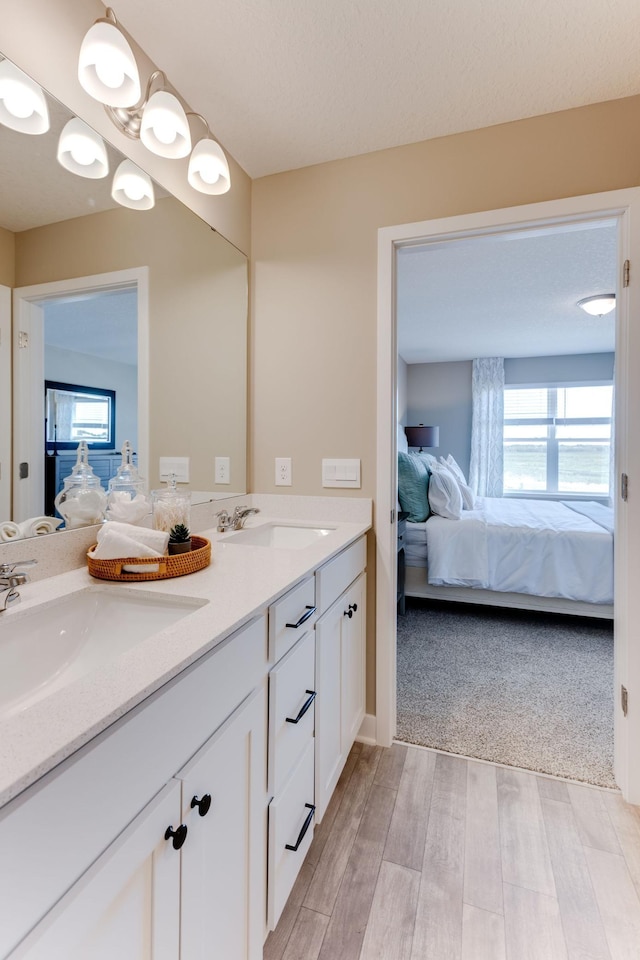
[[251, 94, 640, 713], [0, 0, 251, 255], [0, 226, 15, 287], [15, 197, 247, 494]]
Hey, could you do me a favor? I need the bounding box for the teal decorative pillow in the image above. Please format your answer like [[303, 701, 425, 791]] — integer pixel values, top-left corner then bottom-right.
[[398, 452, 430, 522]]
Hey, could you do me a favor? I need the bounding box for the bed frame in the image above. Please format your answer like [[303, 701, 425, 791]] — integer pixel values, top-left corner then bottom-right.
[[405, 564, 614, 620]]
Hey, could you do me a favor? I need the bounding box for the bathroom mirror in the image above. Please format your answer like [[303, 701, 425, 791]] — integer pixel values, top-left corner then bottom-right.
[[0, 54, 248, 539]]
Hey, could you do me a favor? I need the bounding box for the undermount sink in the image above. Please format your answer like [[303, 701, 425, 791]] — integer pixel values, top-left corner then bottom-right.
[[225, 523, 335, 549], [0, 587, 206, 718]]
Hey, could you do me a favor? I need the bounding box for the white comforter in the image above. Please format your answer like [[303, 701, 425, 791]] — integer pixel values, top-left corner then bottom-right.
[[425, 497, 614, 604]]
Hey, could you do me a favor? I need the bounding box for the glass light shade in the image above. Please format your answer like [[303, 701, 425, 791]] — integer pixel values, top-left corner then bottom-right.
[[188, 138, 231, 195], [140, 90, 191, 158], [111, 159, 154, 210], [577, 294, 616, 317], [0, 60, 49, 134], [57, 118, 108, 179], [78, 19, 141, 107]]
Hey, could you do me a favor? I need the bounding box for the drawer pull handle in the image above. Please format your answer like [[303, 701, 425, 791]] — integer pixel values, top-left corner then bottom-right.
[[285, 803, 316, 851], [286, 605, 316, 629], [286, 690, 317, 724], [164, 824, 188, 850], [191, 793, 212, 817]]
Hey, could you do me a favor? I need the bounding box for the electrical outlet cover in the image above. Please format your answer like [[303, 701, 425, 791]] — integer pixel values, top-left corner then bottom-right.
[[275, 457, 292, 486]]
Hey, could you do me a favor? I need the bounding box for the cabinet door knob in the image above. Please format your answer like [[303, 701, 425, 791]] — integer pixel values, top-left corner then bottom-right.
[[344, 608, 353, 619], [349, 603, 358, 614], [191, 793, 212, 817], [164, 823, 188, 850]]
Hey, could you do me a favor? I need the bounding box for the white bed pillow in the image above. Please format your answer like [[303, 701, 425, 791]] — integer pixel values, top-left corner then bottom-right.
[[428, 463, 463, 520], [439, 456, 476, 510]]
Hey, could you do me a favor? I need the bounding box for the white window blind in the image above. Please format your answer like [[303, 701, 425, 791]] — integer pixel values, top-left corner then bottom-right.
[[503, 383, 613, 496]]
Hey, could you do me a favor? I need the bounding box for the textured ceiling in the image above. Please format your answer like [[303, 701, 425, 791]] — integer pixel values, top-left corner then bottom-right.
[[118, 0, 640, 178], [397, 221, 618, 363]]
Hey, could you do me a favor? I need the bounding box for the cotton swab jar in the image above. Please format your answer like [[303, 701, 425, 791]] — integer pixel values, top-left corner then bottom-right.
[[150, 473, 191, 533]]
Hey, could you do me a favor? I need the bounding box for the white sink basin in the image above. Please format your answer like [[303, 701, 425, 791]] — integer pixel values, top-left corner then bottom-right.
[[0, 587, 206, 718], [225, 523, 335, 549]]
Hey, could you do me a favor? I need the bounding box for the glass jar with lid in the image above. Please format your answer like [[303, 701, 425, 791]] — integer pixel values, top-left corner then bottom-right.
[[54, 441, 108, 529]]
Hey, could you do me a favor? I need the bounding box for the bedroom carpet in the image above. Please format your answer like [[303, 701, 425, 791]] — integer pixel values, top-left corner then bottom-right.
[[396, 600, 615, 788]]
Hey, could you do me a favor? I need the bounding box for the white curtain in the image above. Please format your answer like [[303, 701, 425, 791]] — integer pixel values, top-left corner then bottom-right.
[[469, 357, 504, 497]]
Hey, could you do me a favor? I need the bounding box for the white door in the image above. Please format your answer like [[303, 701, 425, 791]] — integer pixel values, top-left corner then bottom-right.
[[13, 781, 182, 960], [178, 685, 267, 960]]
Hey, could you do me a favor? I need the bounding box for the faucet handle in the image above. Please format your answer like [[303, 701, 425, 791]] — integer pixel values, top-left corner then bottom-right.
[[0, 559, 37, 576]]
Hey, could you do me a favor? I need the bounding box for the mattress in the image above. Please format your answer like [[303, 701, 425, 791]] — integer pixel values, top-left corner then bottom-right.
[[406, 497, 614, 604]]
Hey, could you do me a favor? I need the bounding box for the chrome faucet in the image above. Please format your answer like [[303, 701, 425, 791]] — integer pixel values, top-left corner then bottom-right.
[[216, 506, 260, 533], [0, 560, 37, 612]]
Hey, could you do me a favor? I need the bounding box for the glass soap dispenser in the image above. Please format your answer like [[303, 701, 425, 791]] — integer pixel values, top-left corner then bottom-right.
[[106, 441, 150, 524], [54, 440, 108, 529], [151, 473, 191, 534]]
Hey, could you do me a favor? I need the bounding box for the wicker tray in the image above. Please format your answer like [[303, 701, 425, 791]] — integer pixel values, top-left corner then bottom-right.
[[87, 535, 211, 582]]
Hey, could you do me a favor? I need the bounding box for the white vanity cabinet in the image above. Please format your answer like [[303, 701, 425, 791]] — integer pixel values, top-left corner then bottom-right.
[[14, 688, 267, 960], [3, 616, 269, 960], [315, 538, 367, 822]]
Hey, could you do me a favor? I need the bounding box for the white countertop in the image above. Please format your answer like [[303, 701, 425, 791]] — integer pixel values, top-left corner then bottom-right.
[[0, 513, 370, 808]]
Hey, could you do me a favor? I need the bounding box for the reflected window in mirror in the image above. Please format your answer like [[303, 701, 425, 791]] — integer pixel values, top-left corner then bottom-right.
[[45, 381, 116, 451]]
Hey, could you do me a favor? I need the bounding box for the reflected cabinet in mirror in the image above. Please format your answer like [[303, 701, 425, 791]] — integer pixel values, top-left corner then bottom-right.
[[0, 54, 248, 540]]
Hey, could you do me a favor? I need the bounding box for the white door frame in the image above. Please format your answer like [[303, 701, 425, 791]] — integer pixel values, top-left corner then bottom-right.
[[0, 285, 11, 521], [376, 188, 640, 803], [12, 267, 149, 523]]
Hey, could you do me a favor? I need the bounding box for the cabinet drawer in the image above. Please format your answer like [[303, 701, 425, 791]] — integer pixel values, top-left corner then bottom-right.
[[269, 631, 315, 795], [316, 536, 366, 615], [268, 739, 315, 930], [0, 615, 268, 958], [269, 577, 316, 663]]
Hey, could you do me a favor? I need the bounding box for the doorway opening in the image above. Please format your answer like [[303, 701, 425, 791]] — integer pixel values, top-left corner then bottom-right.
[[375, 189, 640, 803], [12, 267, 149, 524]]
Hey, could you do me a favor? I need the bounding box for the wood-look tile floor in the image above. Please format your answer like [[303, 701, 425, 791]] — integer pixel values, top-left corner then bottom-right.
[[264, 743, 640, 960]]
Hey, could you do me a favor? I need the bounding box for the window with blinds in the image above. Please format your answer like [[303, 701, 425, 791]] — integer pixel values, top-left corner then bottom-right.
[[503, 383, 613, 495]]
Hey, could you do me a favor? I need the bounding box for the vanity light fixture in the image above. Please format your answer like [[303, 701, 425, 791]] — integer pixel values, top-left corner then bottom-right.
[[78, 9, 231, 196], [187, 114, 231, 195], [0, 59, 49, 135], [57, 118, 109, 179], [111, 158, 154, 210], [78, 8, 141, 108], [577, 294, 616, 317]]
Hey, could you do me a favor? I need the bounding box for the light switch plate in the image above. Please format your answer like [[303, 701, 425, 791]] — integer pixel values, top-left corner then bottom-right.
[[159, 456, 190, 483], [215, 456, 231, 484], [322, 458, 361, 488]]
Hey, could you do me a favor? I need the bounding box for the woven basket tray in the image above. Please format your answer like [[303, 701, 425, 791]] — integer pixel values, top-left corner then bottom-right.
[[87, 535, 211, 582]]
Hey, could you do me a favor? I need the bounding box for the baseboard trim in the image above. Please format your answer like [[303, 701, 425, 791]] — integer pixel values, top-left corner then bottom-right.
[[356, 713, 377, 746]]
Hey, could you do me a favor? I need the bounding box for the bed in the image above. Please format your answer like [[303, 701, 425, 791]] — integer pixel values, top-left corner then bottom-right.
[[404, 496, 614, 619]]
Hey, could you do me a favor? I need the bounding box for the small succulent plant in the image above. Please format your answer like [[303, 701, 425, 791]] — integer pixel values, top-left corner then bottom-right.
[[169, 523, 191, 543]]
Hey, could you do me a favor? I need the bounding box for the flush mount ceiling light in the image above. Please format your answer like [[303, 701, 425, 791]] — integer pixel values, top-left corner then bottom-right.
[[78, 9, 231, 198], [577, 294, 616, 317], [0, 59, 49, 135], [187, 114, 231, 195], [78, 7, 140, 108], [57, 117, 109, 179], [111, 158, 154, 210]]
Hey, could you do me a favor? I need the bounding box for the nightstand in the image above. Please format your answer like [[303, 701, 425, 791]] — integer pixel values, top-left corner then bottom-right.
[[397, 511, 408, 615]]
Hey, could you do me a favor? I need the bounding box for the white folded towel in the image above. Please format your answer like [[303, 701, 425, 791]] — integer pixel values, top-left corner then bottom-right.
[[89, 529, 165, 573], [18, 516, 63, 538], [97, 521, 169, 554], [0, 521, 22, 542]]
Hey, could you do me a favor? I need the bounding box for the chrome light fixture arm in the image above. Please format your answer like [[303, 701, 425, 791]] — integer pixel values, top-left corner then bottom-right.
[[105, 69, 167, 141]]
